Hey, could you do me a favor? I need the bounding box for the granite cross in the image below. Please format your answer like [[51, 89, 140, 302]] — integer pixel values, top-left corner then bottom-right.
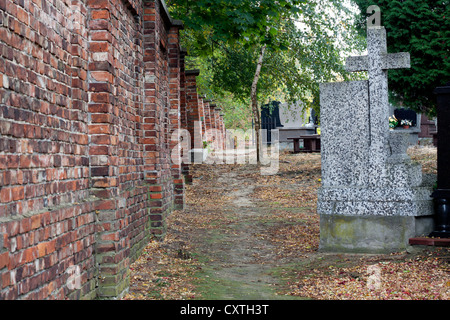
[[345, 26, 410, 186]]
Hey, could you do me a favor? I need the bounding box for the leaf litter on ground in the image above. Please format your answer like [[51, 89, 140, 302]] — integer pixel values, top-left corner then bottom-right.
[[123, 146, 449, 300]]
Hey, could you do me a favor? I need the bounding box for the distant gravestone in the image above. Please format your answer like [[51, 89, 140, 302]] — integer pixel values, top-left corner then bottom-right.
[[277, 101, 317, 151], [317, 26, 434, 253], [278, 101, 308, 128], [394, 108, 418, 127], [393, 108, 421, 146], [261, 101, 283, 144]]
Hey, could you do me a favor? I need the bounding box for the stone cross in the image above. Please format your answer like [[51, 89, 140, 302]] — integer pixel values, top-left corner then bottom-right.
[[345, 26, 410, 186], [318, 25, 434, 253]]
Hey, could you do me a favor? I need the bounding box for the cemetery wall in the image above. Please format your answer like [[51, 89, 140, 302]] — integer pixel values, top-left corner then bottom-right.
[[0, 0, 95, 300], [185, 69, 202, 149], [204, 100, 211, 131], [0, 0, 190, 300]]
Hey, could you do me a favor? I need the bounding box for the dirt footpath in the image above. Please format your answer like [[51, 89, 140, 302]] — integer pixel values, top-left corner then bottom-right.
[[182, 166, 302, 300], [124, 150, 449, 300]]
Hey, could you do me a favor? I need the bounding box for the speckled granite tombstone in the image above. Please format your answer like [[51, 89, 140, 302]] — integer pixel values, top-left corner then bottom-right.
[[318, 26, 434, 253]]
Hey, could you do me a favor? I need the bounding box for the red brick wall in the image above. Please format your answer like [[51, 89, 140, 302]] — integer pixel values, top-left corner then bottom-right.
[[203, 100, 211, 132], [208, 105, 217, 131], [199, 98, 206, 137], [0, 0, 185, 300], [179, 49, 187, 130], [168, 26, 184, 209], [142, 0, 183, 237], [185, 70, 202, 149], [0, 0, 96, 300], [218, 113, 226, 149], [179, 50, 191, 183], [88, 0, 150, 298]]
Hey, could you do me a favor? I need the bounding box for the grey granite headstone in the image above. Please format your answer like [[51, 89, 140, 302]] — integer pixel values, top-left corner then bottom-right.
[[277, 102, 317, 151], [320, 81, 370, 188], [279, 102, 308, 128], [317, 26, 434, 253]]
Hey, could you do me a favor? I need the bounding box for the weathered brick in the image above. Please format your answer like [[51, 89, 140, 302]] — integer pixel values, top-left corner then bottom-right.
[[89, 145, 109, 155], [91, 9, 111, 20], [149, 193, 162, 200], [0, 187, 11, 203], [89, 124, 111, 136], [23, 247, 37, 264], [90, 166, 109, 176], [87, 0, 110, 9], [2, 271, 11, 288], [0, 251, 9, 269], [16, 7, 29, 24], [11, 186, 24, 201], [7, 221, 19, 237], [30, 215, 41, 230], [90, 71, 113, 83], [89, 42, 110, 53], [19, 218, 31, 234], [37, 240, 56, 258], [91, 31, 113, 43]]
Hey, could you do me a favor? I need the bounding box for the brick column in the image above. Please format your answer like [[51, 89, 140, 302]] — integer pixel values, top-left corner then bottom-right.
[[185, 70, 202, 150], [220, 112, 227, 149], [143, 0, 182, 236], [214, 108, 224, 150], [179, 49, 188, 131], [179, 51, 191, 183], [87, 0, 136, 298], [203, 100, 211, 132], [143, 0, 162, 236], [199, 98, 207, 136], [213, 105, 222, 148], [168, 23, 185, 210], [209, 104, 217, 131]]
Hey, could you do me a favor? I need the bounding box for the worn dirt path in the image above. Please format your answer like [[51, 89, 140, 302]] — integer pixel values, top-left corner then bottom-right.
[[189, 169, 298, 299], [149, 153, 323, 300]]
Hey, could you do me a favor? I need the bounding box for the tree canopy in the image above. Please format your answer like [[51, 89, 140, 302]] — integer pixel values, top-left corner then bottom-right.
[[168, 0, 365, 129], [167, 0, 304, 50], [353, 0, 450, 115]]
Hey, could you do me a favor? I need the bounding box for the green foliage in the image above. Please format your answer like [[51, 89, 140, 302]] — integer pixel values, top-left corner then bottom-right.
[[168, 0, 365, 128], [353, 0, 450, 115], [264, 0, 366, 114], [167, 0, 304, 50]]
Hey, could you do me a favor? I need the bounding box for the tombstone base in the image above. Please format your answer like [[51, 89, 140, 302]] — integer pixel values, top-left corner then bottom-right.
[[319, 214, 434, 253]]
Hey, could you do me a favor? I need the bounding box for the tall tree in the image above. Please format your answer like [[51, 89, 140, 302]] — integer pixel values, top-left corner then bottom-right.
[[353, 0, 450, 115], [168, 0, 306, 162], [201, 1, 365, 115], [168, 0, 364, 161]]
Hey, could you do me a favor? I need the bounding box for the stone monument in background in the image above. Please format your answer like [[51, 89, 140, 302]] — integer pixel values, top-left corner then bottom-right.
[[317, 24, 434, 252], [277, 102, 317, 151]]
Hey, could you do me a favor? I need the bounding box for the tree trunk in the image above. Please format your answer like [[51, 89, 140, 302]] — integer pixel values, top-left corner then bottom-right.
[[251, 44, 267, 164]]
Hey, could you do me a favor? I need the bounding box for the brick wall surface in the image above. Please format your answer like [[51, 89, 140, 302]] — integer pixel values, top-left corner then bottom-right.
[[185, 69, 202, 150], [203, 100, 211, 131], [0, 0, 193, 300]]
